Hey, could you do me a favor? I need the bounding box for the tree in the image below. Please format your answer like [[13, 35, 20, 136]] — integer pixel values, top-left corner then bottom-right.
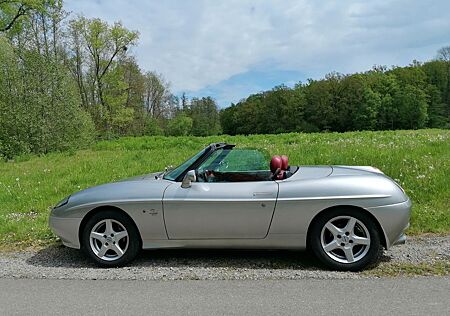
[[220, 104, 237, 135], [395, 85, 428, 129], [190, 97, 221, 136], [121, 57, 146, 135], [364, 70, 400, 130], [68, 17, 139, 132], [67, 18, 89, 109], [143, 71, 171, 119], [0, 31, 94, 158], [234, 95, 262, 134], [181, 92, 188, 111], [426, 85, 447, 127], [304, 78, 335, 131], [436, 46, 450, 120], [437, 46, 450, 62], [0, 0, 48, 32], [66, 15, 185, 137], [285, 83, 307, 132], [353, 86, 381, 131]]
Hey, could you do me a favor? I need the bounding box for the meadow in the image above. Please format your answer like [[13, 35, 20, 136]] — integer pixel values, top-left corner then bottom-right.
[[0, 129, 449, 249]]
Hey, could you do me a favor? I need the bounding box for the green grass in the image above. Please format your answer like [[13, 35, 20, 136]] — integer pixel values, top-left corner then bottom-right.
[[364, 261, 450, 277], [0, 129, 449, 249]]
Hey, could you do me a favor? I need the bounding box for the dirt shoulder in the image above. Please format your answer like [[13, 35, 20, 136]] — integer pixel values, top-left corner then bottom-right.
[[0, 235, 449, 280]]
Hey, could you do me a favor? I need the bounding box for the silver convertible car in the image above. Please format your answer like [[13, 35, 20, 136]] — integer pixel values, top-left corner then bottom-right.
[[49, 143, 411, 271]]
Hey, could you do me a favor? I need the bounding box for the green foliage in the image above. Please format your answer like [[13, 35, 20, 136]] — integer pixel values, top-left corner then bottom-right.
[[166, 112, 193, 136], [353, 86, 381, 130], [221, 61, 450, 135], [0, 0, 49, 32], [68, 16, 139, 134], [221, 86, 305, 135], [0, 129, 448, 248], [143, 116, 163, 136], [0, 35, 95, 159], [189, 97, 221, 136], [395, 85, 428, 129]]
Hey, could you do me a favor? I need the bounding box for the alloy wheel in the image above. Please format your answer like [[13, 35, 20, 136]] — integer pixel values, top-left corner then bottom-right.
[[89, 219, 129, 261], [320, 215, 371, 264]]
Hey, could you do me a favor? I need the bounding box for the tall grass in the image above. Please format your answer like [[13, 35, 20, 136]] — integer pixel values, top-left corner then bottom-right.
[[0, 129, 448, 249]]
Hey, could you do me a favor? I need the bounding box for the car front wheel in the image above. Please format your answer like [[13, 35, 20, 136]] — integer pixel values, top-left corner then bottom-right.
[[309, 209, 382, 271], [81, 210, 140, 267]]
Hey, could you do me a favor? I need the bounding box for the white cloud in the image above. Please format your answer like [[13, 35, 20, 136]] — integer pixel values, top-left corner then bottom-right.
[[66, 0, 450, 95]]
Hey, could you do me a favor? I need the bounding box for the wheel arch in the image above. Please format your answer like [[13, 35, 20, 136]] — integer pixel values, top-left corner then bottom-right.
[[78, 205, 143, 249], [306, 205, 388, 249]]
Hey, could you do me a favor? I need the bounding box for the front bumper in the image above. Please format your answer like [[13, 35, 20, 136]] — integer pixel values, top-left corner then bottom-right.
[[368, 198, 411, 249], [392, 232, 407, 246], [49, 215, 82, 249]]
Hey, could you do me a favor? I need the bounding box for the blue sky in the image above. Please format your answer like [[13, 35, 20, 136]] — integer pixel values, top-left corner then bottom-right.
[[66, 0, 450, 107]]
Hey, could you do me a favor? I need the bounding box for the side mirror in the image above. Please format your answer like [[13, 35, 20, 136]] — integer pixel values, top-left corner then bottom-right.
[[181, 170, 196, 188]]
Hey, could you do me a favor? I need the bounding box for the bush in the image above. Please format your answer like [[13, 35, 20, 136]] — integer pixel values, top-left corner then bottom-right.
[[144, 117, 164, 136], [166, 113, 193, 136]]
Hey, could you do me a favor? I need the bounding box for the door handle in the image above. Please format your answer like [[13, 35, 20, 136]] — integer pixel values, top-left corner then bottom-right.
[[252, 192, 274, 197]]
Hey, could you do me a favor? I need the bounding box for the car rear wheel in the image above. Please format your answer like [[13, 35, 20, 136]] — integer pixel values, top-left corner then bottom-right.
[[309, 208, 382, 271], [81, 210, 140, 267]]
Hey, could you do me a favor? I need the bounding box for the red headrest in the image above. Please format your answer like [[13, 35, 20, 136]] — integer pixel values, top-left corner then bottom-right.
[[281, 155, 288, 170], [270, 156, 282, 173]]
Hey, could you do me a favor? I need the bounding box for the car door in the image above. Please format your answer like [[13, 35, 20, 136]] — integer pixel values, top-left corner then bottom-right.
[[163, 180, 279, 239]]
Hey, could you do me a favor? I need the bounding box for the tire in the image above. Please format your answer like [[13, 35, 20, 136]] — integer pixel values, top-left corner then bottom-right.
[[309, 208, 382, 271], [81, 210, 141, 267]]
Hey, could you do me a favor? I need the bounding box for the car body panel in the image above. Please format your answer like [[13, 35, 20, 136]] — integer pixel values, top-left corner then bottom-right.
[[367, 199, 411, 248], [269, 166, 408, 248], [163, 181, 278, 239], [48, 216, 82, 248], [140, 234, 305, 250], [51, 176, 172, 247]]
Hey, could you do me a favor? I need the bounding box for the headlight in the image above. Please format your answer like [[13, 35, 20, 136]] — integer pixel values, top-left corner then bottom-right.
[[54, 196, 70, 209]]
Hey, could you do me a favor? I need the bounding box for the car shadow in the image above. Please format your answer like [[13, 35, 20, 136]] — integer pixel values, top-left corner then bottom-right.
[[26, 243, 390, 271], [379, 253, 392, 263], [26, 243, 324, 270]]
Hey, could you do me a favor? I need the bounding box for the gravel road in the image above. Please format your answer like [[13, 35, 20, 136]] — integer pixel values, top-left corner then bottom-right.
[[1, 235, 449, 280]]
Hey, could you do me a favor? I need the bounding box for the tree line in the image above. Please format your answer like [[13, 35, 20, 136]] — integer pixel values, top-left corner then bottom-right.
[[221, 56, 450, 135], [1, 1, 449, 159]]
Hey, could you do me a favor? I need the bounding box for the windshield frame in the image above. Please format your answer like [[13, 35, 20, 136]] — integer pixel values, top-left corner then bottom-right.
[[163, 147, 210, 181], [162, 143, 235, 182]]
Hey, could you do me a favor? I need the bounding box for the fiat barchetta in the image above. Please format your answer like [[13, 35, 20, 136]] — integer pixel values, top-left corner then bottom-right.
[[49, 143, 410, 271]]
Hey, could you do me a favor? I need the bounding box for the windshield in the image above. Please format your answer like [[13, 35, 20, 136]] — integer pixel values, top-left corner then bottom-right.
[[198, 148, 268, 173], [163, 148, 208, 181]]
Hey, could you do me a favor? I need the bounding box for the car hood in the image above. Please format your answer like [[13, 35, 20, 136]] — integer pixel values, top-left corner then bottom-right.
[[120, 171, 163, 182], [64, 174, 173, 212]]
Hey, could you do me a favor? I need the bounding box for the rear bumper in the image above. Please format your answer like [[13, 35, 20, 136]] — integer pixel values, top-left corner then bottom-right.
[[49, 216, 82, 249]]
